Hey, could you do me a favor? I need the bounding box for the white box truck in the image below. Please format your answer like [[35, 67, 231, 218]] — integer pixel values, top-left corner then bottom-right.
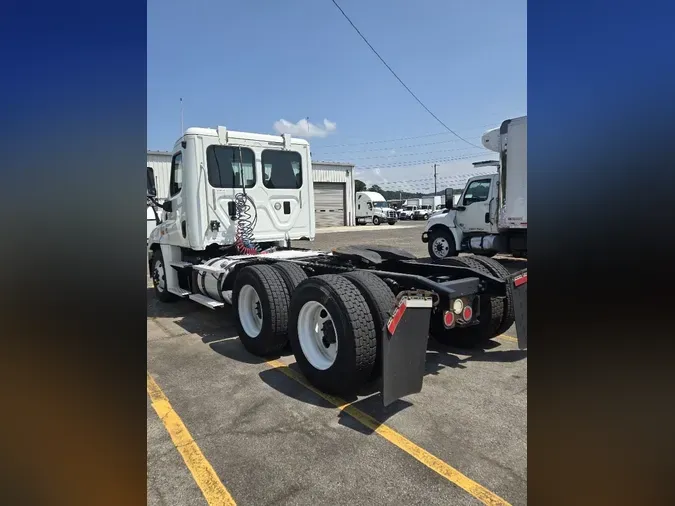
[[422, 116, 527, 259], [413, 196, 444, 220], [147, 125, 527, 406], [398, 198, 420, 220], [355, 191, 398, 225]]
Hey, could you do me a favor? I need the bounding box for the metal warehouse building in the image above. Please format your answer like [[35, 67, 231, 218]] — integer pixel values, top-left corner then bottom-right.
[[147, 152, 355, 228]]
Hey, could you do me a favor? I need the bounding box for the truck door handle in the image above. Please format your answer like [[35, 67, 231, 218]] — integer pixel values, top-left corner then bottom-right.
[[485, 212, 490, 224], [283, 201, 291, 215], [227, 201, 236, 220]]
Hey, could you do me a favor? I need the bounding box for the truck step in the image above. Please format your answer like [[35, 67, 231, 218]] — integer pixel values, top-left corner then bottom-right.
[[168, 287, 190, 298], [189, 293, 225, 309], [192, 264, 226, 274], [169, 261, 193, 269]]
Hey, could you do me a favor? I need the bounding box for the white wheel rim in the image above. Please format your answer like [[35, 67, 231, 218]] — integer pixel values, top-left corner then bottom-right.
[[432, 237, 450, 258], [153, 259, 166, 292], [238, 285, 263, 337], [297, 301, 338, 370]]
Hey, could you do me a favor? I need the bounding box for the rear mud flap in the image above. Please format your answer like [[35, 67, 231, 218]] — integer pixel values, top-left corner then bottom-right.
[[382, 297, 433, 406], [511, 271, 528, 349]]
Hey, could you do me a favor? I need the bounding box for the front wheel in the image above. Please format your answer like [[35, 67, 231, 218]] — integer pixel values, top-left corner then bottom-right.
[[423, 214, 429, 220], [388, 220, 396, 225], [151, 250, 178, 303], [372, 216, 380, 226], [427, 229, 457, 261]]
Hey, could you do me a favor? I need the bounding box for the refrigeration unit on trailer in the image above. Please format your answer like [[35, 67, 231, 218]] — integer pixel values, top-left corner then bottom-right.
[[148, 126, 527, 406], [355, 191, 397, 225], [422, 116, 527, 259]]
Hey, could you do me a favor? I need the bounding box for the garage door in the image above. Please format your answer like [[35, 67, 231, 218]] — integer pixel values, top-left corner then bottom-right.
[[314, 182, 345, 228]]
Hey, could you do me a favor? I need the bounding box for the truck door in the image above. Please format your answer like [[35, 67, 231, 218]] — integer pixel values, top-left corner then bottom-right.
[[456, 177, 494, 234], [163, 151, 189, 247]]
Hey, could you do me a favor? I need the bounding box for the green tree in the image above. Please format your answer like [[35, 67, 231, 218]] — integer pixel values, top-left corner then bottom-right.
[[354, 179, 367, 192], [368, 184, 383, 194]]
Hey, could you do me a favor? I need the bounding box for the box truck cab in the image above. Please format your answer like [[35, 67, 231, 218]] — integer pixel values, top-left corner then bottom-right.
[[355, 191, 397, 225], [422, 116, 527, 259]]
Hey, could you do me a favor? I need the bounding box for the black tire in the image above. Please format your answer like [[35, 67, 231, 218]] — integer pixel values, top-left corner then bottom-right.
[[423, 213, 429, 220], [388, 220, 396, 225], [341, 271, 396, 380], [271, 262, 308, 292], [430, 257, 503, 348], [471, 256, 515, 336], [373, 216, 380, 226], [427, 228, 457, 261], [232, 264, 291, 356], [288, 275, 376, 395], [150, 250, 178, 303]]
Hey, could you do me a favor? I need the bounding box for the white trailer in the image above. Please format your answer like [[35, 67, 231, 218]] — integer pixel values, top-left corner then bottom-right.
[[147, 125, 527, 406], [422, 116, 527, 259], [355, 191, 397, 225]]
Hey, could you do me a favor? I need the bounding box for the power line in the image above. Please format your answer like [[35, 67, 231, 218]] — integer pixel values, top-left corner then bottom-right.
[[329, 0, 484, 150], [316, 122, 497, 149], [336, 145, 485, 162], [344, 151, 490, 170]]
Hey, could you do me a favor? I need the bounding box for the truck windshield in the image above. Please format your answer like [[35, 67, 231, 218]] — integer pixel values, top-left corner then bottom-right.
[[373, 202, 388, 208]]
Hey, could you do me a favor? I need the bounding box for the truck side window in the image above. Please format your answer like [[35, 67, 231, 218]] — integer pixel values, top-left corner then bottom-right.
[[463, 179, 491, 206], [207, 146, 256, 189], [367, 202, 372, 210], [169, 152, 183, 196], [261, 150, 302, 189]]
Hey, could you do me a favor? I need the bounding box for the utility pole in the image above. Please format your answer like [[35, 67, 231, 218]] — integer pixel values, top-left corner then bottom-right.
[[433, 163, 438, 195], [180, 97, 184, 135]]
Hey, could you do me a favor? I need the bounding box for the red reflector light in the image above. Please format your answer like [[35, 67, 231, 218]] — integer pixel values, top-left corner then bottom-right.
[[514, 273, 528, 287], [443, 310, 454, 328], [462, 306, 473, 321]]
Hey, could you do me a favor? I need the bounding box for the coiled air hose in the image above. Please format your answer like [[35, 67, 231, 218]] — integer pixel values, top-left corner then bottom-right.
[[234, 192, 262, 255]]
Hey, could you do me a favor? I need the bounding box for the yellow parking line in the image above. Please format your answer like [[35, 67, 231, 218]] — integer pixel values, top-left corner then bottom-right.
[[266, 359, 511, 506], [497, 334, 518, 343], [147, 373, 237, 506]]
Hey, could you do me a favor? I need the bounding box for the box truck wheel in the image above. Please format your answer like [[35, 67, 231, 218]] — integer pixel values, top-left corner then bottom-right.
[[151, 250, 178, 303], [423, 213, 429, 220], [428, 229, 457, 260], [341, 271, 395, 380], [289, 275, 376, 395], [232, 265, 291, 356], [373, 216, 381, 225], [430, 257, 503, 348]]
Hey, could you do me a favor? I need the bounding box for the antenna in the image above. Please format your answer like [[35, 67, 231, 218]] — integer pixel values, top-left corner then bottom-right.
[[180, 97, 184, 135]]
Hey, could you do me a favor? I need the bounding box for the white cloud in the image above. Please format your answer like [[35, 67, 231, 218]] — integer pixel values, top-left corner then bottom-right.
[[273, 118, 337, 138]]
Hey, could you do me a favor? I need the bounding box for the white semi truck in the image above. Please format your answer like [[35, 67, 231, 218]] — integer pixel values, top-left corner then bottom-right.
[[423, 116, 527, 259], [413, 196, 444, 220], [355, 191, 398, 225], [147, 126, 527, 405]]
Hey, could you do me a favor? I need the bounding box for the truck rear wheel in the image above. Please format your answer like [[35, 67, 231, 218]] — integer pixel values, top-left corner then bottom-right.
[[471, 256, 515, 336], [232, 265, 291, 356], [341, 271, 396, 380], [271, 262, 308, 292], [430, 257, 503, 348], [428, 228, 457, 261], [289, 275, 376, 395], [151, 250, 178, 303]]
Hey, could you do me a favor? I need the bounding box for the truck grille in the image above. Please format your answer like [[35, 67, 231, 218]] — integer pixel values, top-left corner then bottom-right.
[[388, 211, 396, 218]]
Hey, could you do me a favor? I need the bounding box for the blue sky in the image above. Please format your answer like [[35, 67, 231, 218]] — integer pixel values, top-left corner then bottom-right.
[[148, 0, 526, 191]]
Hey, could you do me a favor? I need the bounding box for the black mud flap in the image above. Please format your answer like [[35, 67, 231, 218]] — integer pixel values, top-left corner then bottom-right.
[[382, 296, 433, 406], [511, 270, 528, 349]]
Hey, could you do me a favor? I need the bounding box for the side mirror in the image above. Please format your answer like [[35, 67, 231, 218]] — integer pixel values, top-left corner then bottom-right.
[[444, 188, 454, 210], [161, 200, 173, 212], [147, 167, 157, 197]]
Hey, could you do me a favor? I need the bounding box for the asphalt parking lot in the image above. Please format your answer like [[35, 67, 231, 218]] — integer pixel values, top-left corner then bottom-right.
[[147, 221, 527, 506]]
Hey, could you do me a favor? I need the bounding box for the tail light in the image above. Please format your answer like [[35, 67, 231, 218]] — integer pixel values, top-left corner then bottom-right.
[[443, 310, 455, 328], [462, 306, 473, 322]]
